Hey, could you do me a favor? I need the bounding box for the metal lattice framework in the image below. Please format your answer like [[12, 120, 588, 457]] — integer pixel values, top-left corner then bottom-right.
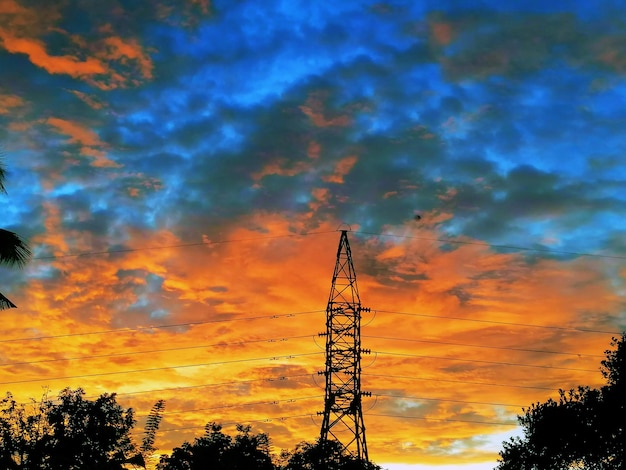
[[318, 230, 370, 461]]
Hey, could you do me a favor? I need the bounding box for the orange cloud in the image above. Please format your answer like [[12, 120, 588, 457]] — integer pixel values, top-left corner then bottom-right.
[[46, 117, 120, 167], [0, 1, 153, 88], [101, 36, 154, 80], [307, 140, 321, 159], [593, 35, 626, 72], [299, 94, 352, 128], [47, 117, 102, 147], [430, 21, 455, 46], [322, 155, 358, 183], [0, 92, 24, 114], [251, 158, 311, 182], [0, 29, 107, 76], [67, 89, 106, 110], [189, 0, 211, 15], [308, 187, 331, 212], [437, 187, 458, 201]]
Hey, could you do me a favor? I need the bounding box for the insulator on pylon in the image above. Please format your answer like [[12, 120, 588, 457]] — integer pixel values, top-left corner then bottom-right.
[[361, 348, 371, 354], [361, 307, 371, 312], [361, 391, 372, 397]]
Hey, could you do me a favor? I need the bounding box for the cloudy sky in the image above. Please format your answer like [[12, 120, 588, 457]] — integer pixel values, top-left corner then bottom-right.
[[1, 0, 625, 468]]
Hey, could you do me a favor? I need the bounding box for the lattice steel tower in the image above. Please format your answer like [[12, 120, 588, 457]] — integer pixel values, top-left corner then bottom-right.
[[319, 230, 370, 461]]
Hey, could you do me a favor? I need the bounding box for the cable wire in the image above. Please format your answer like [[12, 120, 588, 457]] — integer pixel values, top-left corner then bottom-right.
[[3, 306, 617, 345], [109, 374, 314, 399], [368, 412, 517, 427], [372, 392, 524, 408], [363, 373, 558, 391], [153, 395, 322, 417], [0, 352, 323, 386], [374, 309, 621, 335], [373, 350, 598, 372], [155, 413, 315, 434], [363, 334, 603, 358], [0, 310, 323, 343], [0, 334, 316, 367]]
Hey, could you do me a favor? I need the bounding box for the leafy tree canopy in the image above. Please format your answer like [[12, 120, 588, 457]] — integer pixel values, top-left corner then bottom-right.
[[0, 388, 145, 470], [496, 333, 626, 470], [277, 439, 381, 470], [157, 422, 274, 470], [0, 386, 382, 469]]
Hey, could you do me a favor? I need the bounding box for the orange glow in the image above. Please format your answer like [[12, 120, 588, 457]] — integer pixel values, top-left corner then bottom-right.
[[0, 29, 106, 75], [252, 159, 312, 181], [102, 36, 154, 79], [321, 155, 358, 183], [45, 117, 119, 167], [3, 214, 621, 467], [299, 94, 352, 128], [0, 92, 24, 114], [430, 22, 455, 46]]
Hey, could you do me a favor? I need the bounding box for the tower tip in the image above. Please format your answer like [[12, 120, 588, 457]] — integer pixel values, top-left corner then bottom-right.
[[336, 223, 352, 232]]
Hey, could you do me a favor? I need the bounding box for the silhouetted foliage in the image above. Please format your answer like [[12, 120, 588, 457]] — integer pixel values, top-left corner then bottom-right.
[[157, 422, 274, 470], [0, 156, 31, 310], [140, 399, 166, 458], [0, 388, 146, 469], [278, 439, 381, 470], [1, 385, 383, 469], [496, 333, 626, 470]]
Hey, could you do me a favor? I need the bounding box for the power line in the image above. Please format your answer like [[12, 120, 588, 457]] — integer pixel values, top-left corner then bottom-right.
[[373, 350, 598, 373], [368, 413, 517, 427], [372, 392, 524, 408], [374, 309, 622, 335], [19, 374, 318, 406], [152, 394, 322, 417], [110, 374, 314, 399], [155, 413, 315, 434], [0, 352, 323, 386], [0, 310, 323, 343], [356, 230, 626, 261], [2, 306, 614, 346], [0, 337, 599, 370], [31, 230, 337, 260], [363, 373, 558, 391], [0, 334, 316, 367], [363, 334, 604, 358]]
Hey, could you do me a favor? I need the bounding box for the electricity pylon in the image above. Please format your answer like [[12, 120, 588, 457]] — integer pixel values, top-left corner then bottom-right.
[[319, 230, 370, 461]]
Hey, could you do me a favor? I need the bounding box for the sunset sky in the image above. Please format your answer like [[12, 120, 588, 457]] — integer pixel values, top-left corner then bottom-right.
[[1, 0, 626, 468]]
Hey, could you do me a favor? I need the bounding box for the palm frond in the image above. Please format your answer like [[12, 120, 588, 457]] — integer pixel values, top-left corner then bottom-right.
[[0, 154, 6, 194], [0, 228, 32, 267], [0, 291, 17, 310]]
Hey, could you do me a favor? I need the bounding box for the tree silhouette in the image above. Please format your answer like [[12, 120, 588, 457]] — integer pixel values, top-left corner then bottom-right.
[[1, 386, 385, 469], [0, 388, 148, 469], [157, 422, 274, 470], [0, 157, 31, 310], [140, 399, 166, 459], [278, 439, 381, 470], [496, 333, 626, 469]]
